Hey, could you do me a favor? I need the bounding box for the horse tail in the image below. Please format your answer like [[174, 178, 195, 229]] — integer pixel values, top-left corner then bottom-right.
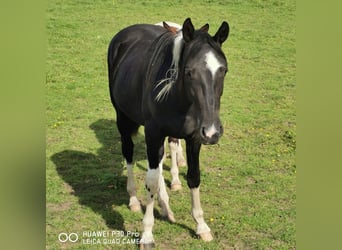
[[108, 38, 128, 106], [107, 39, 121, 84]]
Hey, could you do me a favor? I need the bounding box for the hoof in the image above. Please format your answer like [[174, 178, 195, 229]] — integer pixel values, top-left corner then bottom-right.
[[160, 207, 176, 223], [140, 242, 155, 250], [177, 158, 186, 167], [167, 212, 176, 223], [171, 183, 182, 191], [199, 231, 213, 242], [129, 203, 141, 212]]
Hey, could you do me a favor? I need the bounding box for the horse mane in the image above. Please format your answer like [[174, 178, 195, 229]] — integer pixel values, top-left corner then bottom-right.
[[155, 32, 183, 102], [148, 30, 184, 102]]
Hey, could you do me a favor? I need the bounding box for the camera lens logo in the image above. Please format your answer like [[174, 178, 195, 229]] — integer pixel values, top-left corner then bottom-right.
[[58, 233, 79, 243]]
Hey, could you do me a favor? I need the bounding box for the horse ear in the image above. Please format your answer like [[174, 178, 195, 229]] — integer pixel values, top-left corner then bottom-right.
[[163, 21, 170, 30], [200, 23, 209, 33], [163, 21, 177, 34], [213, 21, 230, 45], [182, 18, 195, 43]]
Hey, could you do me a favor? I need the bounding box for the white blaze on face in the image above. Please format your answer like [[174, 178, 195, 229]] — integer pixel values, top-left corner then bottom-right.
[[203, 51, 222, 139], [204, 51, 222, 79]]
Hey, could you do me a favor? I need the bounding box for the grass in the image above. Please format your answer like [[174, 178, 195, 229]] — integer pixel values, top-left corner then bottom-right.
[[46, 0, 296, 249]]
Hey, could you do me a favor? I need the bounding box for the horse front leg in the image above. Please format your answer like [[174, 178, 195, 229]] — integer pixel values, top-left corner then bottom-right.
[[141, 164, 159, 249], [140, 127, 174, 249], [186, 139, 213, 241]]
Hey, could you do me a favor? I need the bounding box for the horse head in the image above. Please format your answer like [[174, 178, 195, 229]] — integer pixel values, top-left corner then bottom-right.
[[180, 18, 229, 144]]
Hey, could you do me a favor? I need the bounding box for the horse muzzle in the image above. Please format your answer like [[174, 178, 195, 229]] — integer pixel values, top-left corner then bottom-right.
[[200, 123, 223, 145]]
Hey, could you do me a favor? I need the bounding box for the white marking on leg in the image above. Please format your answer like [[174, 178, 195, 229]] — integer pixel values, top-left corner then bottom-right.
[[169, 141, 181, 190], [204, 124, 218, 138], [141, 193, 155, 244], [145, 167, 160, 193], [158, 169, 175, 222], [141, 166, 160, 245], [205, 51, 222, 79], [191, 187, 211, 236], [126, 162, 141, 211], [176, 140, 186, 167]]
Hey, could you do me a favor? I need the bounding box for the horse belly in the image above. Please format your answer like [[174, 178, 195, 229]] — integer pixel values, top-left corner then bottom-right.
[[111, 51, 147, 125]]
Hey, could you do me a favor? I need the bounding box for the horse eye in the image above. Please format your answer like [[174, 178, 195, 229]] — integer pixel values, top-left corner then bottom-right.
[[185, 68, 194, 79]]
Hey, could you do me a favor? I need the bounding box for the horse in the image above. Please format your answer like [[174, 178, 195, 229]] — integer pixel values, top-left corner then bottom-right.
[[107, 17, 229, 249]]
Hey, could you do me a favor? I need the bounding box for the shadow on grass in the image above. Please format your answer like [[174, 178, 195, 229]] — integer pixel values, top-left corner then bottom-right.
[[51, 119, 146, 231], [51, 118, 196, 237]]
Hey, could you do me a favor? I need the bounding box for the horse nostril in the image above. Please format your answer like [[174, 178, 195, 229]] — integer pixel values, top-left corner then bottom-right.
[[219, 125, 224, 134], [201, 127, 206, 138]]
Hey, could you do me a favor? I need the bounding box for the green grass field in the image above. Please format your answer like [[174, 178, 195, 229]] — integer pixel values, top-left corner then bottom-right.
[[46, 0, 295, 249]]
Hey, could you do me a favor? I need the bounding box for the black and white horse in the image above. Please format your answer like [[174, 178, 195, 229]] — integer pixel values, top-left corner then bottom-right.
[[108, 18, 229, 248]]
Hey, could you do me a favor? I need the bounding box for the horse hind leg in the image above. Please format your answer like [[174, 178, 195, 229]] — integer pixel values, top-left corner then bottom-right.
[[126, 162, 141, 212], [168, 137, 186, 167], [175, 139, 186, 167], [168, 137, 182, 191], [158, 163, 175, 222], [116, 112, 141, 212]]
